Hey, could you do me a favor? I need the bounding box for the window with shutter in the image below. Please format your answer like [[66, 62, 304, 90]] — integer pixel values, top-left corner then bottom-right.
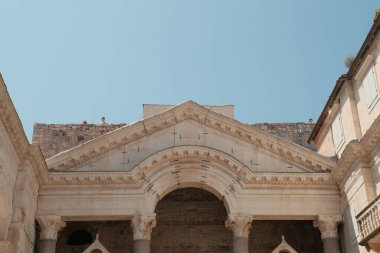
[[332, 114, 343, 149], [363, 66, 378, 107]]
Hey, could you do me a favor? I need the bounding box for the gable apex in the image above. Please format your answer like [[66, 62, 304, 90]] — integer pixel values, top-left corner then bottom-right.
[[143, 101, 235, 119]]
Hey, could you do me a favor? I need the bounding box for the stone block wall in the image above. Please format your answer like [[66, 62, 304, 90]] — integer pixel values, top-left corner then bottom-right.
[[152, 188, 232, 253], [252, 122, 316, 150], [32, 122, 316, 159], [32, 123, 127, 158]]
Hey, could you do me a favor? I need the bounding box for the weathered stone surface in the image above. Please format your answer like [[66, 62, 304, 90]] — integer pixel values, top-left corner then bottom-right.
[[252, 122, 316, 150], [32, 122, 316, 159], [32, 123, 126, 158]]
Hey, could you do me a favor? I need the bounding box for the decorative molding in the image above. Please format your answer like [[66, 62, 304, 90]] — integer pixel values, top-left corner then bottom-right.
[[136, 146, 249, 181], [131, 213, 156, 241], [225, 213, 253, 238], [246, 172, 336, 186], [46, 101, 335, 175], [45, 146, 335, 186], [314, 215, 342, 239], [36, 215, 66, 240]]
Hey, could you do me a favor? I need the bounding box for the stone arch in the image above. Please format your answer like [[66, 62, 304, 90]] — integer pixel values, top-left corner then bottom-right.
[[151, 187, 233, 253], [136, 145, 249, 213]]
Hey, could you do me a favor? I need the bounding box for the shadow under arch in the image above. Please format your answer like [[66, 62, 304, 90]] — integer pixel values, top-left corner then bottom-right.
[[151, 187, 233, 253], [135, 145, 250, 214]]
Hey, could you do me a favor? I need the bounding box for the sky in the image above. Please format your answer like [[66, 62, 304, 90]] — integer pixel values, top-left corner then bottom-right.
[[0, 1, 379, 141]]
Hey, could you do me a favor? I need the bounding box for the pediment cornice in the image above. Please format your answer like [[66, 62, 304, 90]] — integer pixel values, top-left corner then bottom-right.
[[46, 101, 335, 174]]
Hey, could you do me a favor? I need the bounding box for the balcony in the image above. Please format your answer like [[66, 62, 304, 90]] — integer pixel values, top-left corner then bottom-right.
[[357, 195, 380, 245]]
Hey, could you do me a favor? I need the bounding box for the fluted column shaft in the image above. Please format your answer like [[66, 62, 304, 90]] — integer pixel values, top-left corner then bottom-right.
[[225, 213, 253, 253], [36, 215, 66, 253], [131, 213, 156, 253]]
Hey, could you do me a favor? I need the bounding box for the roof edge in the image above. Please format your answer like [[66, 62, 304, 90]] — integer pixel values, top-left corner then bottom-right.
[[308, 12, 380, 143]]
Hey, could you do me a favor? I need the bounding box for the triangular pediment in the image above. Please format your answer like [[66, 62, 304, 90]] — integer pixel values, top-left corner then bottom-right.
[[46, 101, 335, 174]]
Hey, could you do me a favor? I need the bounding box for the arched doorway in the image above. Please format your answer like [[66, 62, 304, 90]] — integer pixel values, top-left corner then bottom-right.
[[151, 187, 232, 253]]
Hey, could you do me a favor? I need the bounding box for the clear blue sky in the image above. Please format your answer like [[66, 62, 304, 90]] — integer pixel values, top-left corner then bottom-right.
[[0, 1, 379, 141]]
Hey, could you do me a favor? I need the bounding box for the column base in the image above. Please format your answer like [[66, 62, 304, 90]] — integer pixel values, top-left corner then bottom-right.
[[233, 236, 249, 253], [322, 237, 340, 253], [39, 239, 57, 253], [134, 239, 150, 253]]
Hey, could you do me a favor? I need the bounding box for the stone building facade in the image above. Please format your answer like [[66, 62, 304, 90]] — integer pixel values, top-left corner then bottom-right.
[[1, 12, 380, 253]]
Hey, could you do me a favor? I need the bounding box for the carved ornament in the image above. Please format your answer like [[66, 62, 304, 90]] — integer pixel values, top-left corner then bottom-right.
[[131, 213, 156, 240], [314, 215, 342, 239], [225, 213, 253, 238], [36, 215, 66, 240]]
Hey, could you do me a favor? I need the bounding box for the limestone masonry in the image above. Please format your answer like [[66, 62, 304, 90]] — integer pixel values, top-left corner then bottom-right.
[[2, 11, 380, 253], [32, 122, 315, 159]]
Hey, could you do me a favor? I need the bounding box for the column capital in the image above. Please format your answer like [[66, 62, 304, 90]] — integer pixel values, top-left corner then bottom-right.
[[314, 215, 342, 239], [131, 213, 156, 241], [36, 215, 66, 240], [225, 213, 253, 238]]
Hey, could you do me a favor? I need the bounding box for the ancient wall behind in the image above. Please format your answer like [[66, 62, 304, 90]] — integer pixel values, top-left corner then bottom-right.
[[252, 122, 316, 150], [32, 124, 127, 158], [152, 188, 232, 253], [32, 122, 316, 159]]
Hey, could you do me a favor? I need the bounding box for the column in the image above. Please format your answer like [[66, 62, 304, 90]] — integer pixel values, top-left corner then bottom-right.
[[131, 213, 156, 253], [36, 215, 66, 253], [225, 213, 253, 253], [314, 215, 342, 253]]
